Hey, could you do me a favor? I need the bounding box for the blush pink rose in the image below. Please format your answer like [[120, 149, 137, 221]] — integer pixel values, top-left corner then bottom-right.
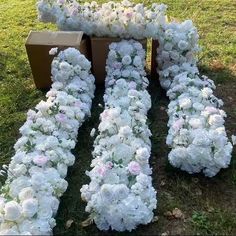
[[205, 106, 218, 114], [57, 0, 65, 4], [128, 81, 137, 89], [113, 62, 122, 69], [75, 101, 82, 107], [97, 166, 107, 177], [173, 118, 184, 131], [33, 156, 48, 166], [106, 161, 113, 169], [55, 113, 67, 123], [126, 12, 133, 19], [128, 161, 141, 175], [101, 110, 109, 119]]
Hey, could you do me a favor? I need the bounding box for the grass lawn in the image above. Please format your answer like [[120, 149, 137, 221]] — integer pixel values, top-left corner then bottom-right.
[[0, 0, 236, 235]]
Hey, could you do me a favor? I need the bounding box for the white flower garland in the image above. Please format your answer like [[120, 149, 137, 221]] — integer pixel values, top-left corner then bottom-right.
[[155, 20, 200, 90], [80, 40, 157, 231], [37, 0, 167, 39], [166, 69, 233, 177], [0, 48, 95, 235], [155, 20, 233, 177]]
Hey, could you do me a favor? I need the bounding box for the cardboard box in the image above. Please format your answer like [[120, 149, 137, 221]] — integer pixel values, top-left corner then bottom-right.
[[91, 37, 147, 84], [25, 31, 91, 89], [151, 39, 159, 80]]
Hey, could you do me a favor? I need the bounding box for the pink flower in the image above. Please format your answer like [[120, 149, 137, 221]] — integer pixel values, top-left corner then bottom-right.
[[55, 113, 67, 123], [173, 118, 184, 131], [70, 8, 78, 16], [97, 166, 107, 177], [101, 110, 109, 119], [205, 106, 218, 114], [106, 161, 113, 169], [126, 12, 133, 19], [75, 101, 82, 107], [33, 156, 48, 166], [128, 81, 137, 89], [108, 79, 115, 86], [113, 62, 122, 69], [128, 161, 141, 175], [57, 0, 65, 4]]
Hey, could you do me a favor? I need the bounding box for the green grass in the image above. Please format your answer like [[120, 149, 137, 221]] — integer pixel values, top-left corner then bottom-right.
[[0, 0, 236, 235]]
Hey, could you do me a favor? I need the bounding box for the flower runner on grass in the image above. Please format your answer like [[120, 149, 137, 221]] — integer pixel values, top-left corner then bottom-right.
[[155, 20, 233, 177], [81, 40, 157, 231], [166, 69, 233, 177], [37, 0, 167, 39], [155, 20, 200, 90], [0, 48, 95, 235]]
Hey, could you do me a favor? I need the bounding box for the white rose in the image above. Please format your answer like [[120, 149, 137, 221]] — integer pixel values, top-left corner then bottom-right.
[[164, 42, 173, 51], [201, 87, 213, 98], [100, 184, 115, 202], [31, 173, 46, 189], [12, 164, 27, 177], [135, 147, 149, 163], [208, 114, 224, 127], [59, 61, 71, 71], [57, 163, 68, 178], [9, 176, 31, 198], [178, 40, 189, 50], [119, 126, 132, 137], [161, 50, 170, 60], [179, 97, 192, 109], [4, 201, 22, 221], [22, 199, 38, 218], [119, 43, 134, 56], [130, 71, 140, 80], [19, 187, 35, 201], [133, 56, 142, 67], [121, 55, 132, 65], [49, 47, 58, 55], [193, 102, 204, 111], [35, 219, 51, 234], [189, 118, 203, 129], [113, 184, 129, 200], [170, 51, 179, 61], [37, 206, 53, 220]]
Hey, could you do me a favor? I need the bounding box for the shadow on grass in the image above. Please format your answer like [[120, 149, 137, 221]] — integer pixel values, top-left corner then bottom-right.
[[199, 62, 236, 84], [0, 49, 30, 81]]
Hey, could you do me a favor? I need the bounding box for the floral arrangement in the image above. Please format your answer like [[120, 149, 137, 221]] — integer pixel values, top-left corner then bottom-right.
[[165, 69, 233, 177], [151, 13, 233, 176], [80, 40, 157, 231], [0, 48, 95, 235], [156, 20, 200, 90], [37, 0, 167, 39]]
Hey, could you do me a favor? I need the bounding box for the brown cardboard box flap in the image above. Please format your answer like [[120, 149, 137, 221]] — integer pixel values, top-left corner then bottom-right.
[[26, 31, 84, 46], [25, 31, 90, 89]]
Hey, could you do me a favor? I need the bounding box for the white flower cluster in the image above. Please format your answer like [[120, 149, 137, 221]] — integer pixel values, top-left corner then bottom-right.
[[0, 48, 95, 235], [156, 20, 200, 90], [164, 68, 233, 177], [153, 17, 233, 177], [37, 0, 167, 39], [80, 40, 157, 231]]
